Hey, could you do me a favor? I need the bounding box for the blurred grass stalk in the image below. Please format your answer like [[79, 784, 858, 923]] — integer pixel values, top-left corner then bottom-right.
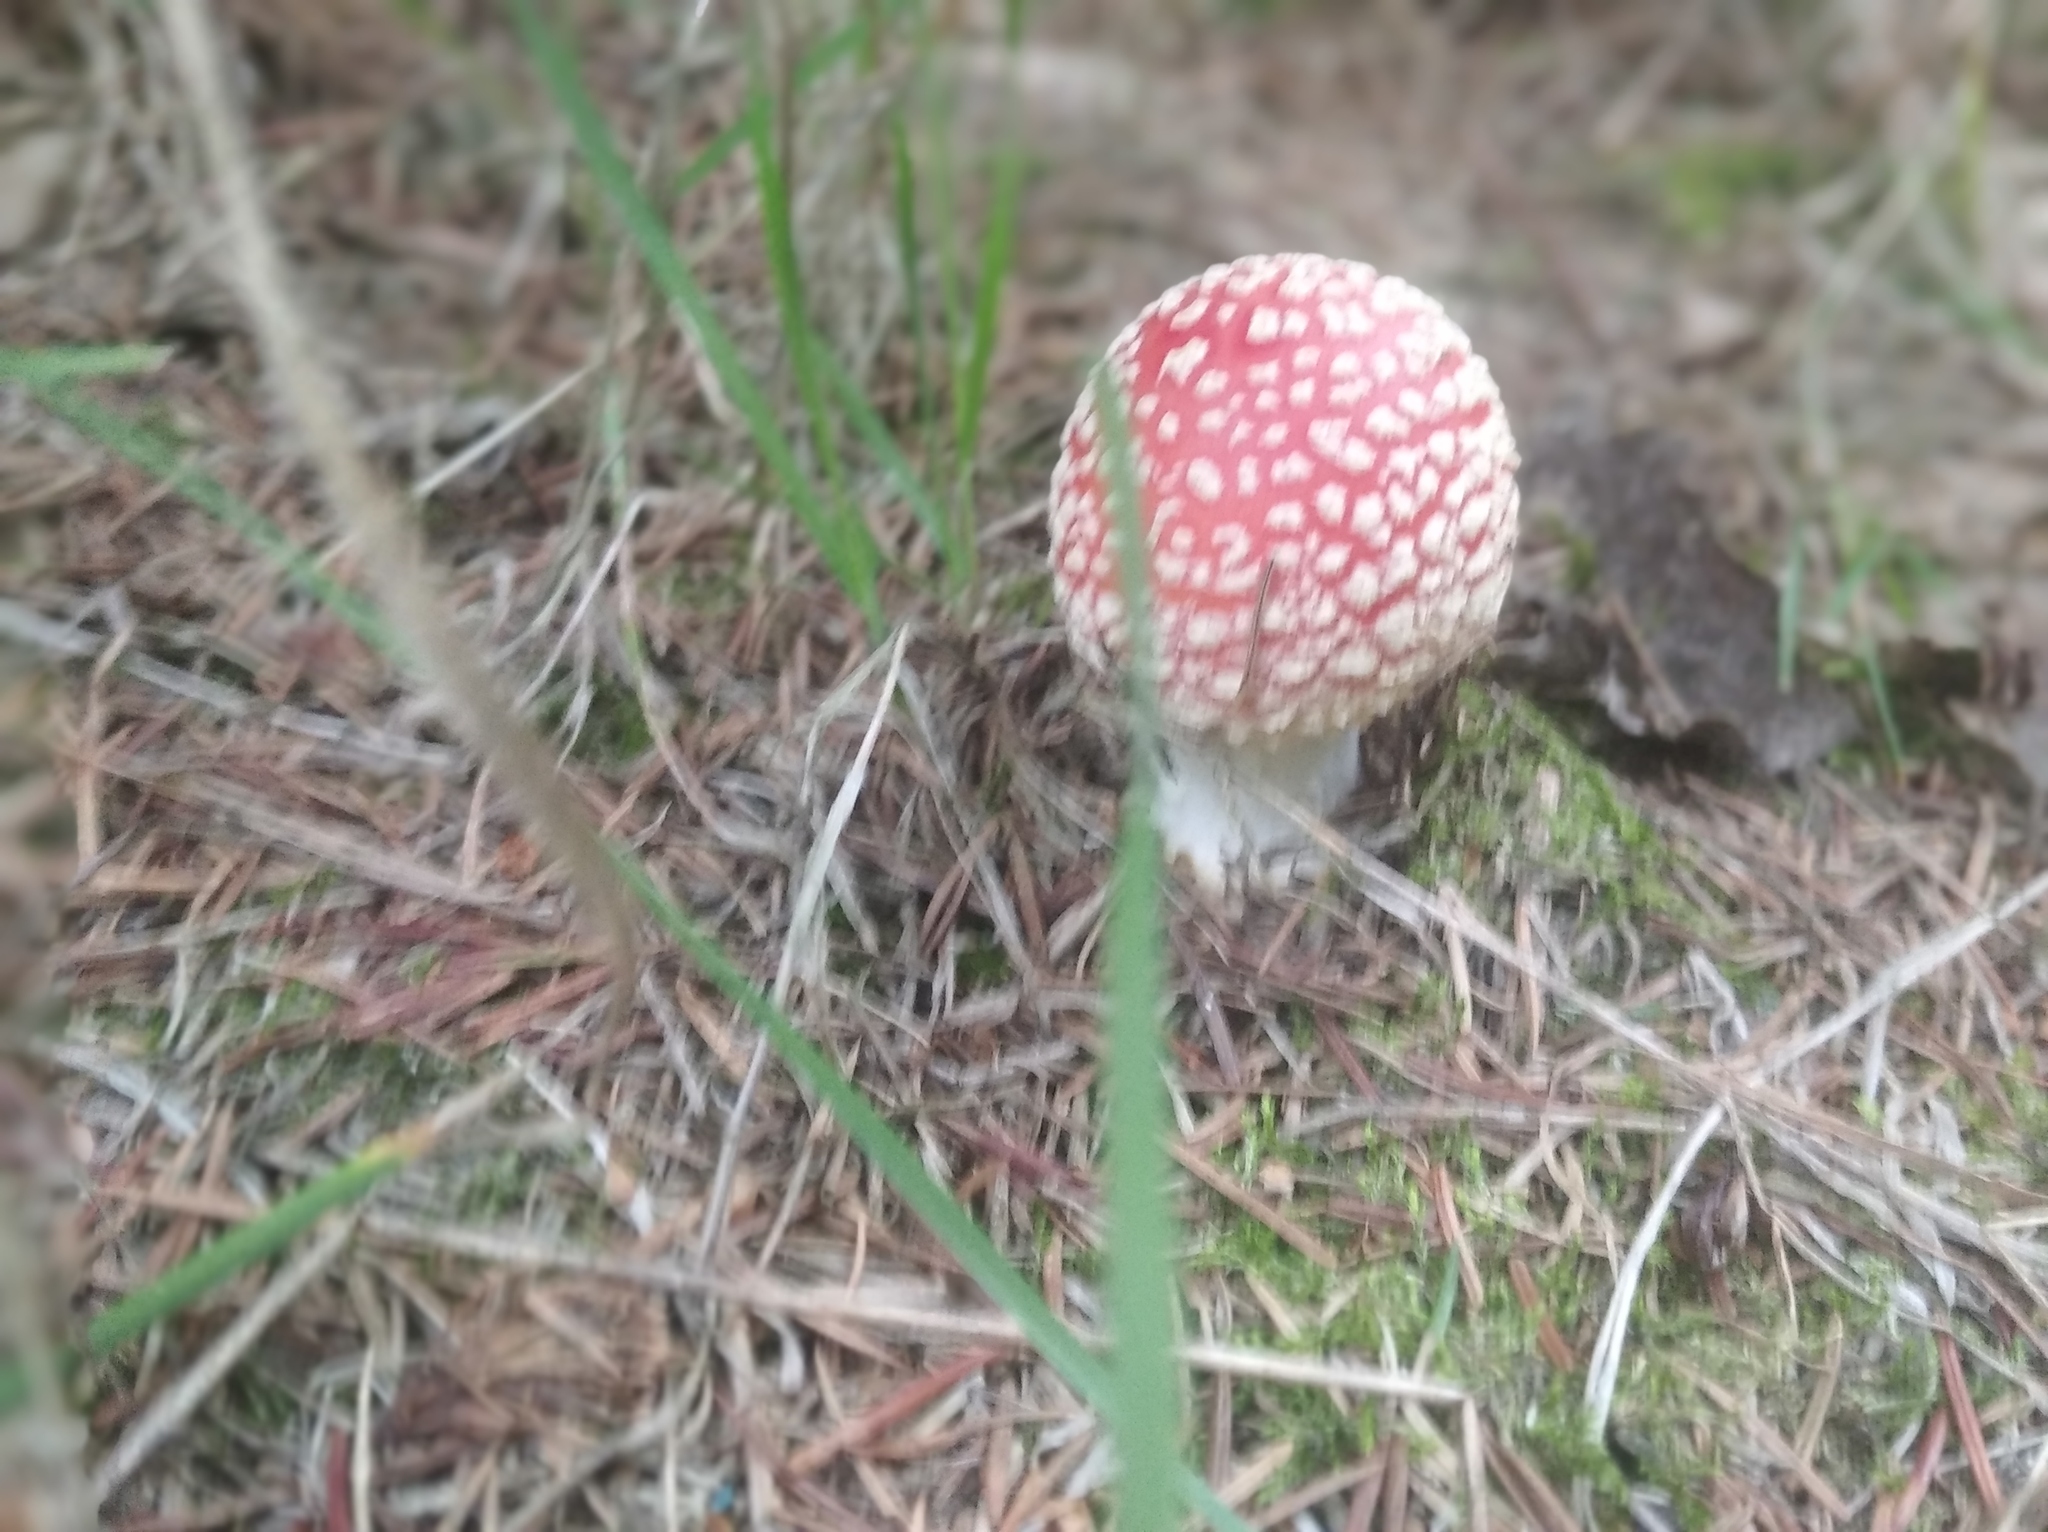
[[10, 371, 1250, 1528], [5, 0, 1228, 1518]]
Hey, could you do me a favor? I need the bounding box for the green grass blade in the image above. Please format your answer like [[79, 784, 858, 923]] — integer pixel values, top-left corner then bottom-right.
[[20, 384, 1251, 1531], [817, 344, 955, 574], [1090, 362, 1184, 1529], [0, 1086, 497, 1416], [741, 27, 854, 526], [945, 0, 1029, 575], [1776, 509, 1805, 695], [0, 346, 173, 384], [886, 110, 936, 445], [677, 13, 872, 198], [29, 385, 394, 652], [510, 0, 885, 636]]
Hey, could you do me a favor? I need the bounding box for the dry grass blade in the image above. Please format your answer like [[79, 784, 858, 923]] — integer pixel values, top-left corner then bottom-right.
[[155, 0, 640, 1029], [1179, 1342, 1466, 1407]]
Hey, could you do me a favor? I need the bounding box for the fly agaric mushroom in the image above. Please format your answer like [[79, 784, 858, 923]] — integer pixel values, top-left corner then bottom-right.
[[1049, 252, 1519, 889]]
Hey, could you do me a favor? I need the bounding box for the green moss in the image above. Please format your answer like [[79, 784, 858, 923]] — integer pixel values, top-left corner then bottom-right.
[[1409, 684, 1701, 933], [538, 668, 654, 767], [955, 930, 1013, 991]]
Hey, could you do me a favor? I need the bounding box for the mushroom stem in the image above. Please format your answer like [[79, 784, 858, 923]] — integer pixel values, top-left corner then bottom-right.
[[1155, 727, 1362, 890]]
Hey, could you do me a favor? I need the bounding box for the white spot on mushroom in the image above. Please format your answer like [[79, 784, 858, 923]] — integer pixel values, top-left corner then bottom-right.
[[1247, 360, 1281, 385], [1260, 594, 1301, 634], [1162, 337, 1209, 383], [1268, 542, 1303, 570], [1216, 562, 1264, 595], [1330, 351, 1364, 377], [1351, 492, 1386, 534], [1377, 598, 1419, 647], [1314, 543, 1350, 576], [1169, 297, 1210, 331], [1158, 411, 1182, 442], [1095, 591, 1124, 627], [1289, 378, 1316, 407], [1169, 526, 1196, 554], [1384, 537, 1419, 587], [1229, 420, 1254, 446], [1255, 389, 1281, 412], [1267, 501, 1305, 531], [1237, 457, 1262, 495], [1134, 393, 1160, 419], [1262, 422, 1290, 447], [1327, 379, 1369, 408], [1183, 611, 1232, 650], [1341, 439, 1377, 473], [1342, 563, 1382, 610], [1283, 309, 1311, 338], [1366, 405, 1408, 439], [1272, 452, 1314, 484], [1197, 408, 1228, 435], [1195, 370, 1229, 398], [1293, 345, 1322, 371], [1332, 643, 1382, 678], [1273, 653, 1318, 685], [1248, 306, 1281, 343], [1315, 483, 1348, 524]]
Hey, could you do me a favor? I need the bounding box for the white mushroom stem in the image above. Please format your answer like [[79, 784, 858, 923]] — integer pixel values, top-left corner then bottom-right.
[[1154, 727, 1363, 891]]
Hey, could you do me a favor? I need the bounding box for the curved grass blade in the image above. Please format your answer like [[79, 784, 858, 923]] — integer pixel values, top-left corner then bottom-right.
[[30, 386, 392, 651], [19, 384, 1250, 1531], [511, 0, 885, 637], [0, 1077, 510, 1415]]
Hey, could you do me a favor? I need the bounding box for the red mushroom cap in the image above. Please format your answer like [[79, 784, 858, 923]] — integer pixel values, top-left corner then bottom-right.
[[1050, 253, 1519, 742]]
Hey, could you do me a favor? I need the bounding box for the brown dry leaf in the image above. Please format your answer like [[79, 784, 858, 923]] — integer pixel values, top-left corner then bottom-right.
[[1501, 424, 1860, 775]]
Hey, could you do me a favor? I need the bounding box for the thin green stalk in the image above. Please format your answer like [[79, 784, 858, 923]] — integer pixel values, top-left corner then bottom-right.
[[677, 11, 872, 198], [742, 16, 856, 532], [25, 384, 1252, 1532], [818, 344, 953, 571], [945, 0, 1030, 587], [1092, 362, 1183, 1528], [32, 386, 392, 650], [1776, 512, 1805, 695], [511, 0, 885, 637], [0, 1080, 505, 1415], [0, 345, 172, 384]]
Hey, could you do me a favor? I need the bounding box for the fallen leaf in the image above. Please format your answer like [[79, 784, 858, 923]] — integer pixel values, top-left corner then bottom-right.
[[1500, 424, 1860, 775]]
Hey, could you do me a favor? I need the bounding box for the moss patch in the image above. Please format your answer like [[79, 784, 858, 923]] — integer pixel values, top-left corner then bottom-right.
[[1407, 683, 1703, 932]]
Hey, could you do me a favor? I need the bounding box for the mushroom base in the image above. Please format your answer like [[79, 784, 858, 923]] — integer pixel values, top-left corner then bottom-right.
[[1155, 727, 1363, 892]]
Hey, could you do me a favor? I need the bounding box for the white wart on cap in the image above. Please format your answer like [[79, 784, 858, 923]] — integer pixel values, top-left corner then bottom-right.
[[1049, 252, 1520, 888]]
